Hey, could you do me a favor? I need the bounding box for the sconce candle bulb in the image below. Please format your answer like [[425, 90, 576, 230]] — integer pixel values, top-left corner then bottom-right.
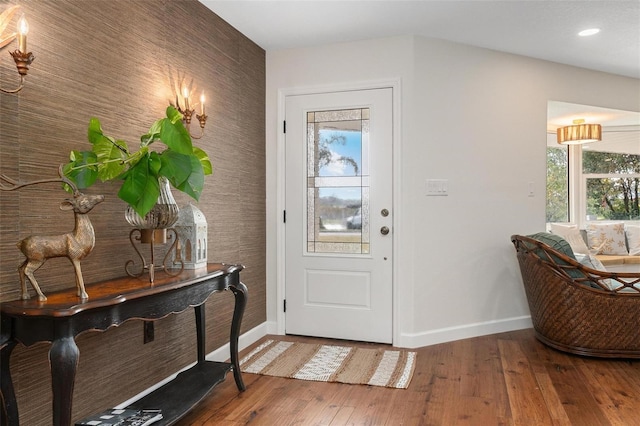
[[182, 86, 190, 111], [200, 91, 205, 115], [17, 14, 28, 52]]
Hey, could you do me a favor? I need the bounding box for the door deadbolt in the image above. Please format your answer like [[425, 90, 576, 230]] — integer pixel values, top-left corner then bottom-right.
[[381, 208, 389, 217], [380, 226, 390, 235]]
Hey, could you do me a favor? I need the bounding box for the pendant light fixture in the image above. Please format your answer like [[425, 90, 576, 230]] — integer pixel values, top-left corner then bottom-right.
[[557, 119, 602, 145]]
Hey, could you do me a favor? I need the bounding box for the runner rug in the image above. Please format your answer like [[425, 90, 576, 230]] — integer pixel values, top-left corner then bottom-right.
[[239, 339, 417, 389]]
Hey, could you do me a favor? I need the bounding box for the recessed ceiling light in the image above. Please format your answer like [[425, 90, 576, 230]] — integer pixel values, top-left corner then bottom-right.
[[578, 28, 601, 36]]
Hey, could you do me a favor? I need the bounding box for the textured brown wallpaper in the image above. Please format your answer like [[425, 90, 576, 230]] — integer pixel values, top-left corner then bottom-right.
[[0, 1, 265, 424]]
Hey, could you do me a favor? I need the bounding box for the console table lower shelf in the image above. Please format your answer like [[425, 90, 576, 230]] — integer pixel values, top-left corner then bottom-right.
[[0, 263, 247, 426], [126, 361, 234, 426]]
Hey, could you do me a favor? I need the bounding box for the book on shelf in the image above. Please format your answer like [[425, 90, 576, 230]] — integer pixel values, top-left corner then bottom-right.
[[119, 409, 163, 426], [75, 408, 162, 426]]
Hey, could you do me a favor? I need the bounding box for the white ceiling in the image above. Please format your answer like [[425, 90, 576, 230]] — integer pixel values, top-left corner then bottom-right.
[[548, 101, 640, 131], [200, 1, 640, 135], [200, 0, 640, 79]]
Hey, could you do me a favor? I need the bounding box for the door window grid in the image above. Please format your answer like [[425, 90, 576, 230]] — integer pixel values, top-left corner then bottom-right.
[[306, 108, 370, 254]]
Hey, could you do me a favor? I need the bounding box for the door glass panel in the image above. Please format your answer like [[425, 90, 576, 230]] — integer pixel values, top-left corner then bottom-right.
[[307, 108, 370, 254]]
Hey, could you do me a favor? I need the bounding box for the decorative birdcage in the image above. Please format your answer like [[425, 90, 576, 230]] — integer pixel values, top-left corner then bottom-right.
[[173, 203, 208, 269]]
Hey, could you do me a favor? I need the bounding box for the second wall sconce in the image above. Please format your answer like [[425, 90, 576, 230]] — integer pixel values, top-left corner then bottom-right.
[[0, 5, 35, 94], [173, 85, 207, 139]]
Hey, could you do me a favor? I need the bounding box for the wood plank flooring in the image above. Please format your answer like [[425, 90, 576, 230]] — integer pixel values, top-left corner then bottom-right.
[[176, 329, 640, 425]]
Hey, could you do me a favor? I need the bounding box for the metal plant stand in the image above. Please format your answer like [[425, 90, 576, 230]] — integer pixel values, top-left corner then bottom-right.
[[126, 228, 184, 282]]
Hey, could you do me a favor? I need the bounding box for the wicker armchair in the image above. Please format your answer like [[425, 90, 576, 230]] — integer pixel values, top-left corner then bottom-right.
[[512, 234, 640, 358]]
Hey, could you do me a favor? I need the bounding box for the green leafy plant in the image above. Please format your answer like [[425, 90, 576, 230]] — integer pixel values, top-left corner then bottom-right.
[[63, 106, 212, 217]]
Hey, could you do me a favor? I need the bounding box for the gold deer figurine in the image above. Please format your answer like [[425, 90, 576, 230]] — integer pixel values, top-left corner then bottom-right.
[[0, 166, 104, 301]]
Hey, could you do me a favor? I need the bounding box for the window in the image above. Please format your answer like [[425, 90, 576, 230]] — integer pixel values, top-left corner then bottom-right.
[[546, 144, 569, 222], [582, 140, 640, 221], [546, 119, 640, 226]]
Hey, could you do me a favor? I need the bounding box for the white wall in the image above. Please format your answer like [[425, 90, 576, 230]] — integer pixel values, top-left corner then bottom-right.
[[266, 35, 640, 348]]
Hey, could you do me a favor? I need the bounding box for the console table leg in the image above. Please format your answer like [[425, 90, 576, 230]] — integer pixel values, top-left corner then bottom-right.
[[1, 340, 18, 426], [229, 281, 248, 391], [194, 305, 206, 363], [49, 336, 79, 426]]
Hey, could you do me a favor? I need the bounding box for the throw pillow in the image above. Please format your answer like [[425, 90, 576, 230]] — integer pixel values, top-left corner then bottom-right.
[[527, 232, 576, 259], [626, 224, 640, 256], [586, 222, 628, 255], [549, 222, 590, 255]]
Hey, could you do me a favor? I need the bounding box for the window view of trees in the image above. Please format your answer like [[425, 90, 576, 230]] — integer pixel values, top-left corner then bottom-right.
[[583, 151, 640, 220], [546, 102, 639, 225], [546, 147, 640, 223], [317, 133, 360, 176], [546, 146, 569, 222]]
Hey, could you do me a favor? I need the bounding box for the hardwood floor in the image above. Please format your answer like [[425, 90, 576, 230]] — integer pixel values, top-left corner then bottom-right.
[[177, 329, 640, 425]]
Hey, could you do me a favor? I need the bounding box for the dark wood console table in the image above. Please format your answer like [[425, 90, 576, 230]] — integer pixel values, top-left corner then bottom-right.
[[0, 263, 247, 426]]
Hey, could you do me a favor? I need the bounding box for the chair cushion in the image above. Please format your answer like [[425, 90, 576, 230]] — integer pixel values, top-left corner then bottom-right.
[[575, 254, 617, 290], [526, 232, 600, 289]]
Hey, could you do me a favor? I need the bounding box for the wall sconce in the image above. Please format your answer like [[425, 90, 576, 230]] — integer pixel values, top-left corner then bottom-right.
[[172, 86, 207, 139], [557, 119, 602, 145], [0, 6, 35, 94]]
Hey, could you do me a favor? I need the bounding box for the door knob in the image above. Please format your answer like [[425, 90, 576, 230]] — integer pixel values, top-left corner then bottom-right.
[[380, 226, 390, 235]]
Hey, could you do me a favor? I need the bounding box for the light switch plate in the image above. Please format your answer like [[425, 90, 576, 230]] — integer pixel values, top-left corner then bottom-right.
[[426, 179, 448, 196]]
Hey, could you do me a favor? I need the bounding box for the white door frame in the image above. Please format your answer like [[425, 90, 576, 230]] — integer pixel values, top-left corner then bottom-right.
[[275, 78, 403, 345]]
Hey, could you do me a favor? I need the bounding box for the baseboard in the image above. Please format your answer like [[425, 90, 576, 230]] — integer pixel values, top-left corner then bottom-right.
[[116, 321, 270, 409], [265, 320, 279, 335], [206, 321, 271, 362], [395, 315, 533, 349]]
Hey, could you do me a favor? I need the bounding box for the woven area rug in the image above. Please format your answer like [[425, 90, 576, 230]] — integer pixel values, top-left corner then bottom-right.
[[240, 339, 416, 389]]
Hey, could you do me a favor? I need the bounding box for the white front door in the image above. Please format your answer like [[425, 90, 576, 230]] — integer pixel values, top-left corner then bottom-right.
[[284, 88, 393, 343]]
